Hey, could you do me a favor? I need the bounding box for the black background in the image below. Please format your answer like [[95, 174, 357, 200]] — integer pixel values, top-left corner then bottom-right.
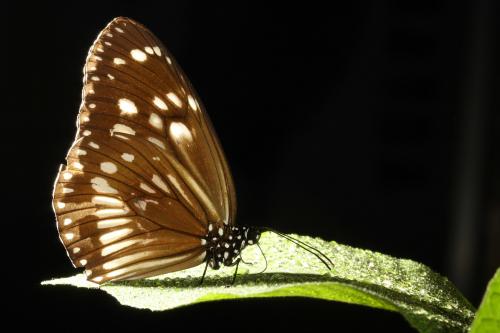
[[5, 1, 499, 332]]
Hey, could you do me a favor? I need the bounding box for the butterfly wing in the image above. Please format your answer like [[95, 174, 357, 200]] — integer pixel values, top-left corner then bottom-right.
[[52, 17, 236, 283]]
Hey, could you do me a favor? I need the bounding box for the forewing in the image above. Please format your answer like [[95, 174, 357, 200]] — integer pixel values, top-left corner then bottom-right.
[[52, 17, 235, 283]]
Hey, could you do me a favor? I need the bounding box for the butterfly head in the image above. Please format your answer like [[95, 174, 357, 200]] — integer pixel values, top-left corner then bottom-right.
[[244, 226, 263, 245]]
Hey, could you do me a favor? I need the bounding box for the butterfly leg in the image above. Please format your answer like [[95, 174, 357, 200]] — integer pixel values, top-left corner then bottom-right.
[[227, 258, 241, 286], [199, 259, 210, 285]]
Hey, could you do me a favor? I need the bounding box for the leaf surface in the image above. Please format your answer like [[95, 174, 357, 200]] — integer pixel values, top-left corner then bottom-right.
[[42, 232, 475, 332]]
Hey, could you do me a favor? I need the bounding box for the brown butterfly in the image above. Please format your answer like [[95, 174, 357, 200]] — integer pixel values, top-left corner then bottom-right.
[[52, 17, 332, 285]]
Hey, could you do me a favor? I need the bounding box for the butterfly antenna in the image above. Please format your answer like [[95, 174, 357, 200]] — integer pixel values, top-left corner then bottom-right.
[[277, 231, 334, 266], [263, 227, 334, 270], [200, 259, 210, 285], [277, 232, 333, 270]]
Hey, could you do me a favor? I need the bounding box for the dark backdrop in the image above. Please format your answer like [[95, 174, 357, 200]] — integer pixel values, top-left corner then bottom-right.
[[5, 1, 498, 332]]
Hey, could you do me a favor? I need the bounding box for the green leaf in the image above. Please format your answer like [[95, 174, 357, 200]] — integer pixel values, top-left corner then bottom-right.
[[42, 232, 475, 333], [469, 268, 500, 333]]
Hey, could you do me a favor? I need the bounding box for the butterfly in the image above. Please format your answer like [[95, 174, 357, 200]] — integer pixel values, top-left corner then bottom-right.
[[52, 17, 332, 285]]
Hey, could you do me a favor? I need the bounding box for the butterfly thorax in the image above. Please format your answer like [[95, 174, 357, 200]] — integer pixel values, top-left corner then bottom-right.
[[204, 224, 261, 270]]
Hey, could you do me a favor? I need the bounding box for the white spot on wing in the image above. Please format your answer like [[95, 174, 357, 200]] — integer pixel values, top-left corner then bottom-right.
[[115, 134, 129, 141], [80, 259, 88, 266], [153, 96, 168, 110], [148, 113, 163, 130], [130, 49, 147, 62], [148, 137, 166, 149], [187, 95, 198, 111], [63, 218, 72, 226], [63, 172, 73, 180], [121, 153, 134, 162], [83, 130, 92, 136], [133, 199, 147, 211], [57, 202, 66, 209], [118, 98, 138, 115], [115, 27, 124, 33], [97, 218, 131, 229], [153, 46, 162, 56], [167, 174, 193, 207], [152, 175, 171, 194], [92, 196, 123, 207], [101, 239, 139, 256], [72, 162, 84, 170], [104, 252, 195, 275], [89, 141, 100, 149], [111, 124, 136, 136], [76, 149, 87, 156], [107, 74, 115, 80], [72, 247, 80, 254], [99, 228, 133, 244], [65, 232, 74, 241], [91, 177, 118, 194], [93, 276, 104, 283], [91, 76, 100, 81], [94, 208, 128, 218], [140, 183, 156, 193], [169, 122, 193, 142], [100, 162, 118, 174], [144, 46, 154, 54], [166, 92, 182, 107], [113, 58, 126, 65], [62, 187, 74, 194]]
